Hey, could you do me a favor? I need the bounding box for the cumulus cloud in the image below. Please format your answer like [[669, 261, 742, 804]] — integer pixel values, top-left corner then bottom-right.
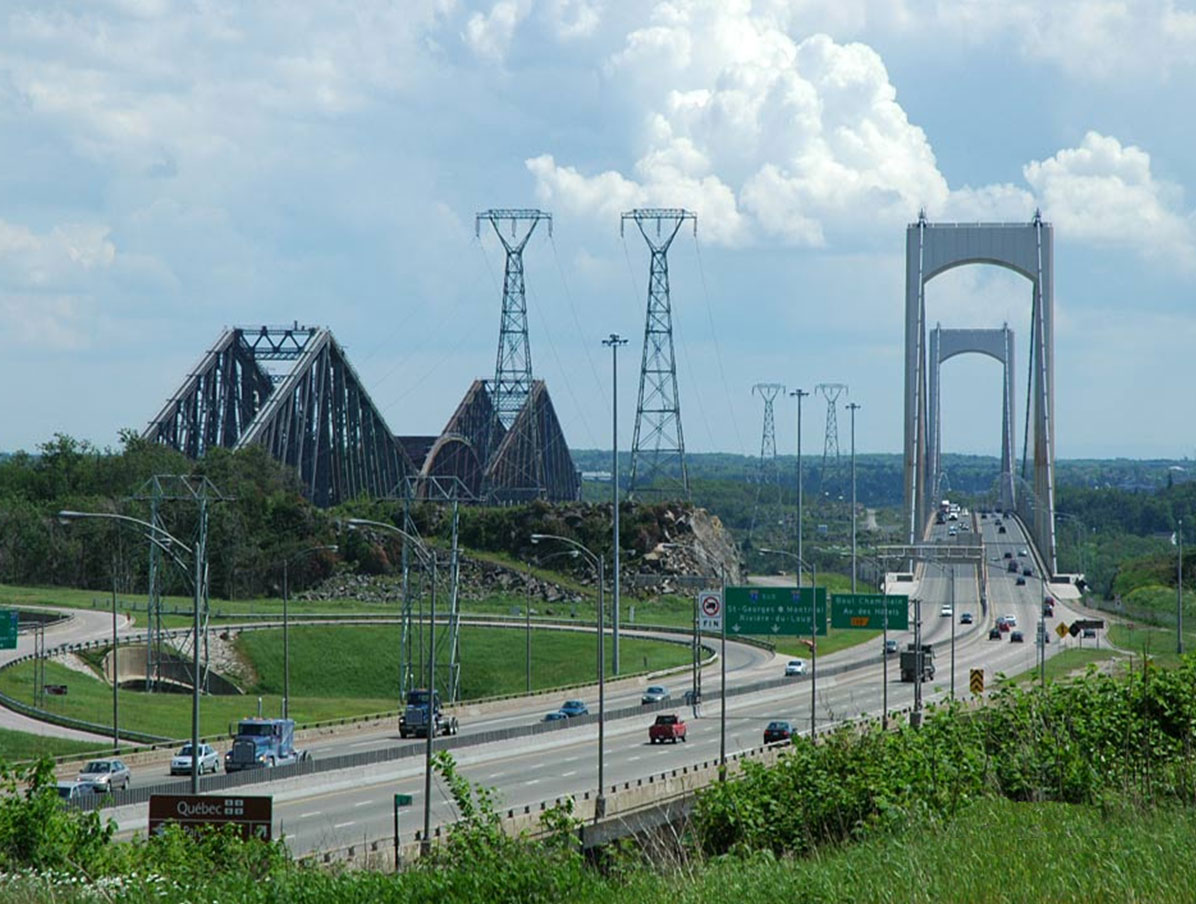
[[1025, 132, 1195, 267], [464, 0, 534, 61], [531, 8, 952, 246]]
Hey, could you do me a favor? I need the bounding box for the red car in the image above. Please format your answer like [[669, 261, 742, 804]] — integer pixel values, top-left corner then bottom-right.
[[648, 714, 687, 744]]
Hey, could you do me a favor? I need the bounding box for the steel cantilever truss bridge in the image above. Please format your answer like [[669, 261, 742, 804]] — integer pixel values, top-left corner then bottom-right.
[[143, 325, 412, 507]]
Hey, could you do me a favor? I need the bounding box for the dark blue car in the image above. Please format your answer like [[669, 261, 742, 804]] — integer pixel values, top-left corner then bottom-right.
[[559, 700, 589, 717]]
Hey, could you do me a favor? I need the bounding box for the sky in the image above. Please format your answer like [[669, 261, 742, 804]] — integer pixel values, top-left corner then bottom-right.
[[1, 0, 1195, 461]]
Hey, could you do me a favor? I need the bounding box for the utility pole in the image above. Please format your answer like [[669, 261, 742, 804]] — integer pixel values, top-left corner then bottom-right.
[[604, 334, 628, 674], [624, 208, 696, 500], [816, 383, 848, 503], [791, 389, 809, 576], [749, 383, 786, 544], [847, 401, 860, 593]]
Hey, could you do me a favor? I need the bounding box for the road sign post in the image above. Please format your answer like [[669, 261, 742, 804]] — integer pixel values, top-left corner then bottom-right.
[[830, 594, 909, 630], [149, 794, 272, 841], [0, 610, 17, 650], [698, 590, 723, 631], [394, 792, 414, 871]]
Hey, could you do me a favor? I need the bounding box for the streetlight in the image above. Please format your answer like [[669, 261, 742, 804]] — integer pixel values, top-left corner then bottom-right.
[[346, 518, 438, 855], [604, 333, 628, 676], [847, 402, 860, 594], [531, 532, 607, 817], [58, 510, 203, 791], [790, 389, 809, 571], [761, 548, 818, 739], [280, 545, 338, 719]]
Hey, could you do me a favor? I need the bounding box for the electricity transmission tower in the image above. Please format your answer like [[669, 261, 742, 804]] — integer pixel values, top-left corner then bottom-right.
[[816, 383, 849, 500], [624, 208, 696, 500], [749, 383, 785, 542], [476, 209, 551, 430]]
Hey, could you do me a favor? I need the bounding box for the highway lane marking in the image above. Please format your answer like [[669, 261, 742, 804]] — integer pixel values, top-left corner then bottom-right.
[[525, 779, 540, 785], [627, 755, 640, 761], [488, 771, 505, 778], [334, 821, 355, 829], [354, 800, 372, 807], [298, 812, 319, 819], [561, 770, 577, 777]]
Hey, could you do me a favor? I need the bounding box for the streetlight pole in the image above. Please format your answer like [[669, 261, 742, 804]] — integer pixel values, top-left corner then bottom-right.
[[761, 548, 817, 738], [604, 334, 627, 677], [281, 545, 337, 720], [1179, 518, 1185, 656], [532, 533, 607, 817], [791, 389, 809, 573], [346, 519, 438, 853], [847, 402, 860, 594], [950, 564, 956, 698], [110, 556, 119, 754], [59, 510, 199, 787]]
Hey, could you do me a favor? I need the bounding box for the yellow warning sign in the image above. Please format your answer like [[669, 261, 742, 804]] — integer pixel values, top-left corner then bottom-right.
[[1056, 622, 1069, 638], [969, 668, 984, 694]]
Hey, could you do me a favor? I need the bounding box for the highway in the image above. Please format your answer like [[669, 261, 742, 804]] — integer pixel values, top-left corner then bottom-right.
[[14, 511, 1100, 855]]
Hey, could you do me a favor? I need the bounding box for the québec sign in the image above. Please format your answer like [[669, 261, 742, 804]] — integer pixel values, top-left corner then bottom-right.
[[149, 794, 272, 841]]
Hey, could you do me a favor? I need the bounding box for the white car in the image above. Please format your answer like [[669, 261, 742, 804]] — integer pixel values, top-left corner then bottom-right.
[[1004, 614, 1018, 627], [171, 742, 221, 776], [940, 605, 953, 617], [784, 659, 808, 676], [640, 685, 671, 704], [76, 759, 130, 792]]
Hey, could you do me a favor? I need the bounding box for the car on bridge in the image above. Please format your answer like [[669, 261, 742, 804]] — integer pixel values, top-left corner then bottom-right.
[[1010, 631, 1025, 643], [56, 781, 97, 805], [988, 627, 1002, 640], [940, 605, 953, 617], [1007, 561, 1019, 573], [1004, 551, 1013, 559], [960, 612, 974, 624], [785, 659, 808, 676], [542, 711, 568, 722], [559, 700, 589, 717], [1016, 576, 1027, 585], [76, 759, 130, 793], [884, 639, 899, 656], [170, 743, 220, 776], [1018, 548, 1028, 557], [641, 685, 671, 704], [998, 525, 1007, 534], [648, 714, 687, 744], [1023, 567, 1033, 577], [763, 721, 793, 744]]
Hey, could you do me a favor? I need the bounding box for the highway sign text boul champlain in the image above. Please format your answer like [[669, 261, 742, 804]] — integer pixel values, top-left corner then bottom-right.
[[830, 594, 910, 630], [723, 586, 828, 636]]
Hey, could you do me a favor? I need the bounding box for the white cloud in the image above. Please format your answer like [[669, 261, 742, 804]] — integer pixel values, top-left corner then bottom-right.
[[464, 0, 534, 62], [1025, 131, 1195, 268]]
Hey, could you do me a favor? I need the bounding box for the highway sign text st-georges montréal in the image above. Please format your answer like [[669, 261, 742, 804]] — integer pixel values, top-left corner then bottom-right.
[[723, 586, 828, 636]]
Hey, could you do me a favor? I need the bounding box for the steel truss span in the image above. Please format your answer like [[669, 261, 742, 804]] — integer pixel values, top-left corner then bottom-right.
[[903, 214, 1057, 571], [143, 325, 412, 507]]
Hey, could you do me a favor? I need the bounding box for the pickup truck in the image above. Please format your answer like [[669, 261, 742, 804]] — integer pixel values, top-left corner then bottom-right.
[[648, 713, 687, 744]]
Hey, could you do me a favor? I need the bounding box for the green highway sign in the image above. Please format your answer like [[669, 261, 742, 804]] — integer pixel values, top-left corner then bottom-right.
[[0, 610, 17, 650], [394, 793, 414, 807], [724, 586, 827, 636], [830, 594, 909, 630]]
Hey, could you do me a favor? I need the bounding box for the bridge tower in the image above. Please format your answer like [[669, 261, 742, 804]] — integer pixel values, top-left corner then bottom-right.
[[624, 208, 696, 500], [904, 211, 1056, 570]]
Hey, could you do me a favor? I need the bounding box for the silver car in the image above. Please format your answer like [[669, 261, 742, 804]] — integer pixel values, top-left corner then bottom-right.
[[76, 758, 130, 792], [641, 685, 671, 704], [171, 743, 220, 776]]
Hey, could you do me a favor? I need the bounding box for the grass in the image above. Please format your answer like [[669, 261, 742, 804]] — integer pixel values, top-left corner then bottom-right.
[[599, 797, 1196, 904], [0, 726, 111, 761], [998, 646, 1119, 685], [0, 625, 692, 749], [1108, 622, 1194, 670], [236, 624, 692, 700]]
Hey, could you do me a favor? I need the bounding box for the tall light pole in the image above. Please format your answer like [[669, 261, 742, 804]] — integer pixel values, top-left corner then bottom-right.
[[1178, 518, 1185, 656], [110, 555, 119, 754], [847, 402, 860, 593], [281, 545, 338, 719], [604, 333, 628, 676], [532, 533, 607, 817], [347, 519, 437, 854], [761, 548, 818, 738], [790, 389, 809, 574], [59, 510, 200, 789]]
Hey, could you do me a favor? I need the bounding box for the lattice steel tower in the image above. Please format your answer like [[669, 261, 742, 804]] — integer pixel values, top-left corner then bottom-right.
[[749, 383, 785, 542], [476, 209, 551, 429], [816, 383, 849, 498], [624, 208, 696, 500]]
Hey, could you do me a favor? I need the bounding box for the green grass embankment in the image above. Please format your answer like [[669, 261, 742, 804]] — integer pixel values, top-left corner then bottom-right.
[[0, 625, 691, 751]]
